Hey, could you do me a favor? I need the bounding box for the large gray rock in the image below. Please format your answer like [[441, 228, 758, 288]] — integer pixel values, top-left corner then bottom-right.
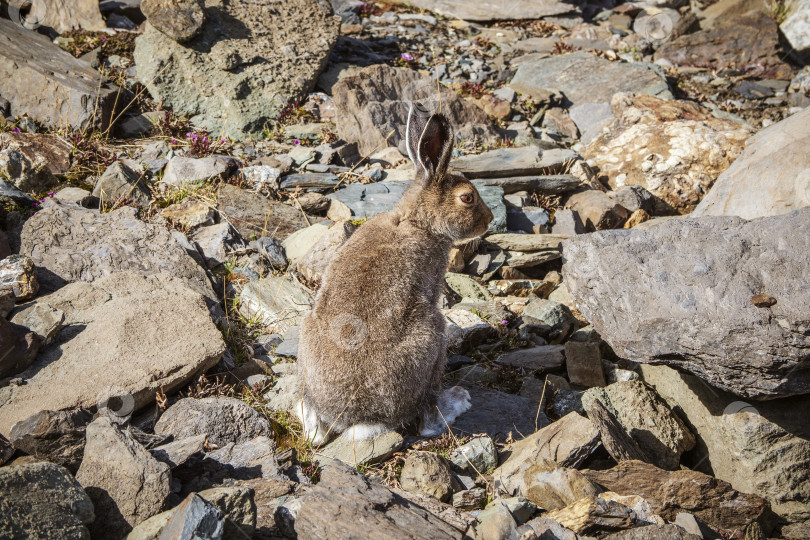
[[0, 272, 225, 435], [692, 107, 810, 220], [134, 0, 340, 141], [393, 0, 575, 21], [0, 462, 95, 539], [0, 18, 118, 131], [295, 461, 464, 539], [332, 64, 497, 155], [510, 52, 671, 108], [19, 200, 213, 299], [154, 397, 272, 447], [582, 380, 695, 470], [563, 209, 810, 399], [77, 417, 171, 538], [641, 364, 810, 521], [400, 451, 454, 502]]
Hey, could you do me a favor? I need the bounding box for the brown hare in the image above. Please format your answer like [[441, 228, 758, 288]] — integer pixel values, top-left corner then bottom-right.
[[297, 103, 494, 445]]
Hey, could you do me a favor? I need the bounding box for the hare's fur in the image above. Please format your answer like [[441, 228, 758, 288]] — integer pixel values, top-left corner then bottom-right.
[[298, 106, 493, 443]]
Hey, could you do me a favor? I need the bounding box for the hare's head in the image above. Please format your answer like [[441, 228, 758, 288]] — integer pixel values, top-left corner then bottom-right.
[[401, 103, 493, 242]]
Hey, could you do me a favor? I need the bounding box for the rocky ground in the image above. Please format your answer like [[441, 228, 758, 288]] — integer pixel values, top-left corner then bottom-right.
[[0, 0, 809, 538]]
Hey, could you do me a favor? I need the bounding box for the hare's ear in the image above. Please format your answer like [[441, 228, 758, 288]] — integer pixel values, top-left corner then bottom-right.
[[417, 114, 454, 180], [406, 102, 430, 176]]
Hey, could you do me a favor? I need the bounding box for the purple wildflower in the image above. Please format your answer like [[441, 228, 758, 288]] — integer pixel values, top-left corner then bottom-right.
[[293, 139, 301, 146], [401, 52, 414, 62], [12, 127, 21, 133], [501, 319, 508, 325]]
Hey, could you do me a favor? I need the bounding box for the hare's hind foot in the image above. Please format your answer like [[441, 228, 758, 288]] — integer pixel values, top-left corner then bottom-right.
[[296, 400, 330, 446], [419, 386, 472, 437]]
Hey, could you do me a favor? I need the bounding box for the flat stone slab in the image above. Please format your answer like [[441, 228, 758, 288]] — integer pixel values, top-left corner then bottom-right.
[[495, 345, 565, 371], [452, 147, 578, 179], [0, 272, 225, 435], [510, 51, 671, 108], [485, 233, 568, 252], [452, 383, 547, 443], [471, 174, 581, 195], [217, 184, 309, 242]]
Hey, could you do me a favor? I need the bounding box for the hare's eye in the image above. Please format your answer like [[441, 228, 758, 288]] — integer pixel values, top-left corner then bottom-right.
[[459, 194, 474, 204]]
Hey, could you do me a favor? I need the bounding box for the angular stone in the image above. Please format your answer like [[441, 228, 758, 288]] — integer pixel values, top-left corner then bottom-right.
[[543, 496, 636, 536], [282, 221, 331, 262], [583, 460, 777, 534], [76, 417, 172, 537], [20, 200, 213, 298], [0, 462, 94, 539], [523, 458, 602, 511], [8, 408, 93, 472], [93, 161, 151, 208], [523, 299, 576, 342], [141, 0, 206, 42], [0, 272, 225, 434], [453, 488, 487, 511], [511, 52, 671, 108], [0, 316, 39, 380], [317, 430, 404, 467], [452, 146, 578, 180], [134, 0, 340, 141], [485, 233, 567, 252], [295, 462, 464, 539], [566, 190, 628, 231], [11, 303, 65, 345], [0, 148, 58, 194], [280, 172, 340, 191], [443, 309, 493, 349], [495, 345, 564, 371], [693, 107, 810, 220], [55, 187, 96, 208], [583, 94, 753, 214], [582, 380, 695, 470], [448, 436, 497, 474], [552, 208, 585, 235], [641, 363, 810, 521], [445, 273, 492, 303], [295, 220, 356, 283], [400, 451, 454, 502], [333, 64, 496, 155], [190, 222, 246, 268], [162, 156, 234, 187], [161, 198, 216, 229], [565, 342, 606, 389], [158, 493, 225, 539], [239, 275, 314, 334], [562, 210, 810, 398], [154, 397, 272, 447], [452, 384, 546, 443], [493, 412, 601, 496], [394, 0, 575, 21], [326, 180, 409, 219], [0, 255, 38, 301], [522, 516, 582, 540], [149, 434, 207, 469], [0, 18, 118, 131], [217, 183, 308, 242]]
